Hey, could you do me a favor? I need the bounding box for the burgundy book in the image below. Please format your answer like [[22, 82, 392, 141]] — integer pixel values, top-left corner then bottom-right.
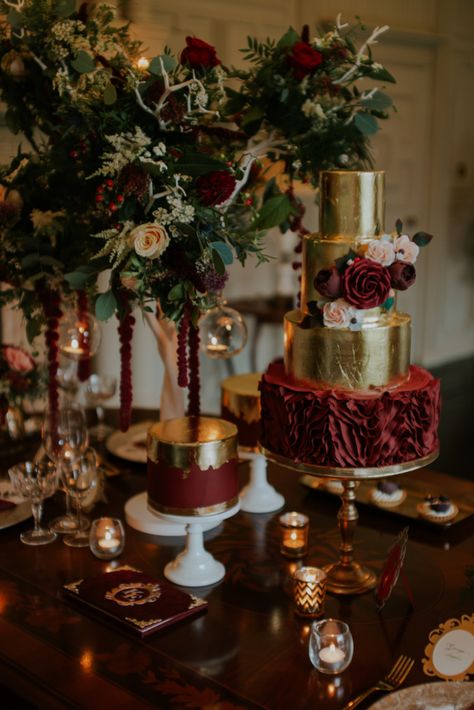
[[63, 566, 207, 636]]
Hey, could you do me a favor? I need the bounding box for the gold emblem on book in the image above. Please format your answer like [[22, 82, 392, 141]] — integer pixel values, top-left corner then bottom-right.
[[125, 616, 162, 629], [105, 582, 161, 606]]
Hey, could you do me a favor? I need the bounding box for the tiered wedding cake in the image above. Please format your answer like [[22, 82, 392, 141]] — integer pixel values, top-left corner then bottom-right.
[[259, 171, 440, 470]]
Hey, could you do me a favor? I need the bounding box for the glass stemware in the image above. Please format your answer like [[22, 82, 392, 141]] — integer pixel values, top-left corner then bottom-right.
[[62, 448, 98, 547], [42, 405, 89, 534], [8, 461, 58, 545], [84, 374, 117, 441]]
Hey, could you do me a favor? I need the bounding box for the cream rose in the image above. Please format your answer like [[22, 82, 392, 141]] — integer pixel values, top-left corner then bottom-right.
[[3, 346, 34, 373], [394, 234, 419, 264], [366, 239, 395, 266], [323, 298, 355, 329], [130, 223, 169, 259], [120, 274, 138, 291]]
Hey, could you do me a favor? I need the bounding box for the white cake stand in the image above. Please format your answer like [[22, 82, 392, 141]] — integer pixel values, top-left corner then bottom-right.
[[124, 491, 221, 536], [160, 502, 240, 587], [239, 450, 285, 513]]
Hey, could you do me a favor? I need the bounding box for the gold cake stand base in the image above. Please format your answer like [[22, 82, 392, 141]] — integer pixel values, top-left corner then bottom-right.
[[261, 447, 439, 595]]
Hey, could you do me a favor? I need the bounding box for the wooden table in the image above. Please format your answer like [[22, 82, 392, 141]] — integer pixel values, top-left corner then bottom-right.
[[0, 429, 473, 709]]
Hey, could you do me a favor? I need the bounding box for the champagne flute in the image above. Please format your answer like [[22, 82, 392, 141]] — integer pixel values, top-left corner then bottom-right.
[[8, 461, 59, 545], [62, 448, 97, 547], [42, 404, 89, 533], [84, 374, 117, 441]]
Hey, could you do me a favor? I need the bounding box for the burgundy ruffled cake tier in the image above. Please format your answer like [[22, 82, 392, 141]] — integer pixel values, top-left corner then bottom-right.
[[259, 362, 440, 468]]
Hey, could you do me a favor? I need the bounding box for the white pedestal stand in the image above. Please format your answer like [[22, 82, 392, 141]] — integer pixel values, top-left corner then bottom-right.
[[124, 492, 220, 537], [160, 502, 240, 586], [239, 451, 285, 513]]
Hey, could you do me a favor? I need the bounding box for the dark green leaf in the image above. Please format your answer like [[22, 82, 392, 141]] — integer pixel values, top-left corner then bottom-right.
[[71, 50, 96, 74], [210, 241, 233, 265], [365, 65, 396, 83], [168, 283, 185, 301], [361, 91, 393, 110], [412, 231, 433, 247], [103, 82, 117, 105], [276, 27, 300, 50], [7, 9, 23, 28], [95, 290, 118, 321], [354, 112, 379, 136], [174, 152, 228, 177], [382, 296, 395, 311], [241, 105, 265, 128], [53, 0, 75, 17], [211, 249, 226, 275], [252, 194, 293, 230], [39, 255, 64, 268], [149, 54, 177, 75], [20, 253, 40, 269], [395, 218, 403, 235], [26, 317, 42, 344]]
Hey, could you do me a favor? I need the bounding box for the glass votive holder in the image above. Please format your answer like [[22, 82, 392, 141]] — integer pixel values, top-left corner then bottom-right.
[[89, 517, 125, 560], [279, 511, 309, 558], [293, 566, 327, 618], [309, 618, 354, 675]]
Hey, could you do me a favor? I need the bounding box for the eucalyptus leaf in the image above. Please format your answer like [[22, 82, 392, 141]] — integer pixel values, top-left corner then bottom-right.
[[39, 255, 64, 268], [21, 253, 40, 269], [354, 112, 379, 136], [210, 241, 233, 265], [95, 290, 118, 321], [361, 91, 393, 110], [103, 82, 117, 105], [71, 50, 96, 74], [174, 152, 227, 177], [276, 27, 300, 50], [54, 0, 75, 18], [7, 9, 23, 28], [211, 249, 226, 276], [168, 283, 185, 301], [149, 54, 177, 76]]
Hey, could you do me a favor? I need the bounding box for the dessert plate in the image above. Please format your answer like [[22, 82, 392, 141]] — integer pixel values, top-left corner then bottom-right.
[[0, 480, 31, 530], [105, 421, 153, 464], [368, 681, 474, 709]]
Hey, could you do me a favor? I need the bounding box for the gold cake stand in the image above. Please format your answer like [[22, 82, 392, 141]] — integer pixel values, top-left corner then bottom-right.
[[261, 446, 439, 595]]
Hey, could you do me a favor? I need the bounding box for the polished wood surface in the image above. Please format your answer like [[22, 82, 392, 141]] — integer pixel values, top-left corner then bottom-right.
[[0, 421, 473, 710]]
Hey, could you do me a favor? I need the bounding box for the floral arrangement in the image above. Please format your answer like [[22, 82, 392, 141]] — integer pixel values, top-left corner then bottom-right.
[[0, 0, 395, 426], [311, 221, 432, 330], [0, 344, 44, 423]]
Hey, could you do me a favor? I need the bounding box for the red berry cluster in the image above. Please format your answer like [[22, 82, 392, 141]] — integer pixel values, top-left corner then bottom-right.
[[117, 308, 135, 432], [187, 324, 201, 416], [177, 307, 191, 388], [95, 178, 125, 213], [38, 287, 62, 418], [76, 290, 91, 382]]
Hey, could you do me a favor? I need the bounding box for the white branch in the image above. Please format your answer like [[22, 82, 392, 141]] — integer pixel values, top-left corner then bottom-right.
[[3, 0, 25, 8], [30, 52, 47, 72], [335, 24, 390, 85]]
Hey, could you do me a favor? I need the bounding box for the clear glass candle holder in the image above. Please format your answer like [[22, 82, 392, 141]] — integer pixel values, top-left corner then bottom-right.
[[293, 566, 327, 618], [89, 517, 125, 560], [309, 618, 354, 675], [279, 511, 309, 558]]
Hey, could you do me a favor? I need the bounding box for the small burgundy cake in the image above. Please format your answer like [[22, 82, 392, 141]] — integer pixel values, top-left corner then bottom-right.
[[147, 416, 239, 516]]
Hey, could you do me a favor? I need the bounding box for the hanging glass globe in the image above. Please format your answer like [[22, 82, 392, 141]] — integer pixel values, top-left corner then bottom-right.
[[58, 310, 101, 361], [199, 305, 248, 359]]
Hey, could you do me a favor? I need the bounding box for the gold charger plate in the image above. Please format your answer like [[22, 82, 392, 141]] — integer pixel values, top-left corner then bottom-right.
[[368, 681, 474, 709], [105, 421, 154, 464]]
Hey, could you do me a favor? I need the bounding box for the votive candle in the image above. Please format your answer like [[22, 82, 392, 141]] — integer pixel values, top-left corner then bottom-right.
[[279, 511, 309, 558], [293, 566, 327, 617]]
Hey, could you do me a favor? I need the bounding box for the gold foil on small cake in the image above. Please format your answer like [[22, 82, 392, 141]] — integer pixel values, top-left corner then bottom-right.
[[284, 310, 411, 390], [221, 372, 261, 424], [319, 170, 385, 241], [147, 416, 237, 472], [148, 496, 240, 517]]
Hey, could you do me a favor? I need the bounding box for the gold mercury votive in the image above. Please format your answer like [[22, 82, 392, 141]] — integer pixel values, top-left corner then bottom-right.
[[293, 566, 327, 618], [279, 511, 309, 558]]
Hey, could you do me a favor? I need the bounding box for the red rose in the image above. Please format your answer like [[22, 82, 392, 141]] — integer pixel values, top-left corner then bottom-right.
[[342, 259, 391, 309], [388, 261, 416, 291], [196, 170, 236, 206], [314, 266, 342, 298], [288, 41, 323, 80], [180, 37, 221, 69]]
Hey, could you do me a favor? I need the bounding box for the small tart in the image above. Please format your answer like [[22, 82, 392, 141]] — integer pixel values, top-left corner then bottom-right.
[[416, 496, 459, 524], [370, 480, 406, 508]]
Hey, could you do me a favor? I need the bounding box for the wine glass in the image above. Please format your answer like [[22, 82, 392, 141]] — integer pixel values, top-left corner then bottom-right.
[[8, 461, 59, 545], [62, 448, 98, 548], [84, 374, 117, 441], [42, 404, 89, 533]]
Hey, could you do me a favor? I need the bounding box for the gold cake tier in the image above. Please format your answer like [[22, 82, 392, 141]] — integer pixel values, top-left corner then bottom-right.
[[301, 171, 388, 316], [284, 309, 411, 390], [221, 373, 261, 423]]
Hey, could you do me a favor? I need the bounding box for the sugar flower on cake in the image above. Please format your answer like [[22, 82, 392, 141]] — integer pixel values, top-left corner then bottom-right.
[[394, 234, 419, 263], [323, 299, 356, 328], [388, 261, 416, 290], [129, 223, 169, 260], [342, 258, 391, 309], [314, 266, 342, 298], [365, 238, 395, 266]]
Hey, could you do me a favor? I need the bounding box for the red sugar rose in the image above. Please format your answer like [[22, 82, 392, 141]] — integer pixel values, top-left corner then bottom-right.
[[196, 170, 236, 206], [180, 37, 221, 69], [289, 41, 323, 81], [342, 258, 391, 309], [389, 261, 416, 291], [314, 266, 342, 299]]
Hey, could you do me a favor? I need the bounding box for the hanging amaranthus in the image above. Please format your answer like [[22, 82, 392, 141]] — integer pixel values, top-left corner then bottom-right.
[[187, 323, 201, 417], [117, 304, 135, 432], [37, 287, 62, 418], [76, 290, 91, 382]]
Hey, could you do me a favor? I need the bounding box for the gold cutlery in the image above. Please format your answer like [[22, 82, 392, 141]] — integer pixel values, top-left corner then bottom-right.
[[343, 654, 414, 709]]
